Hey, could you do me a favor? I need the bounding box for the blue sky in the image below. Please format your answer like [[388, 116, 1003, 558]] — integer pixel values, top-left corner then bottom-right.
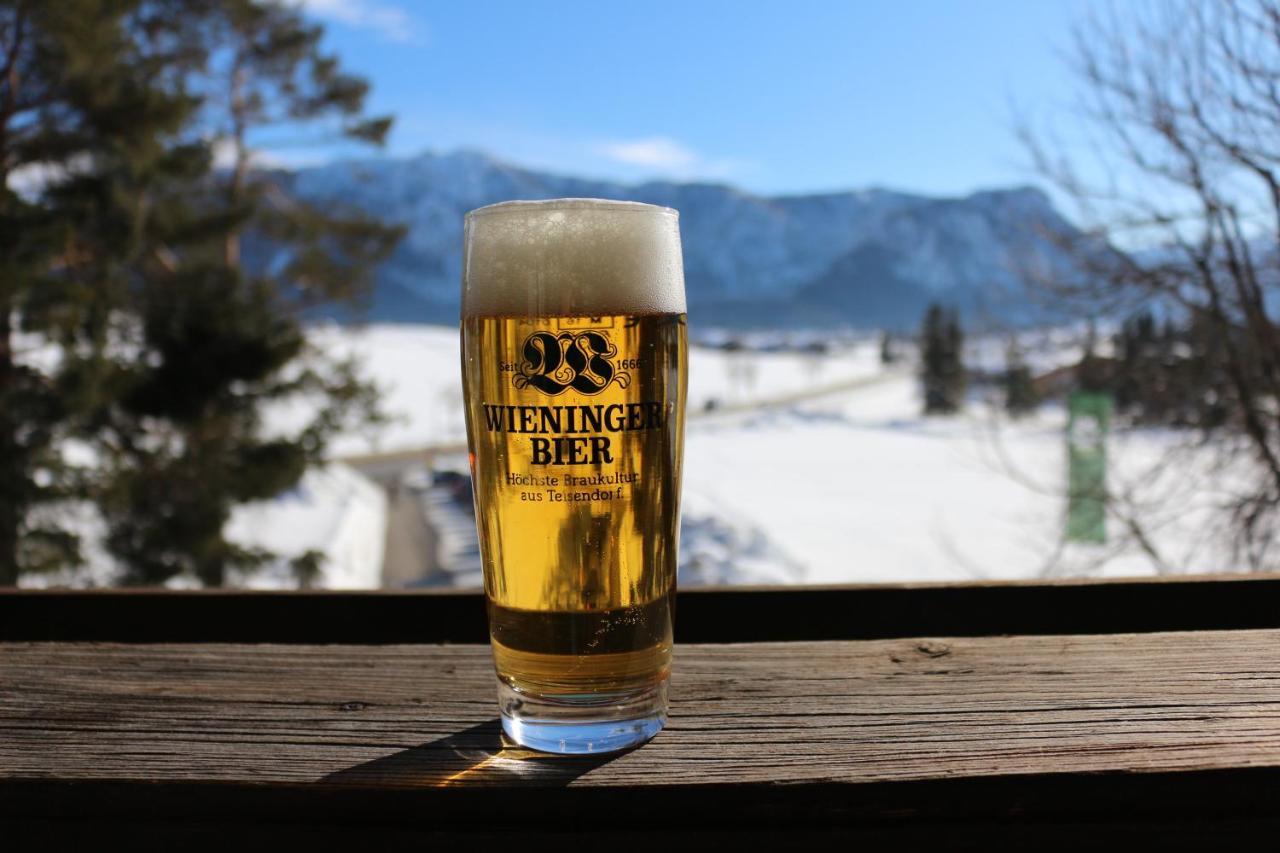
[[295, 0, 1096, 198]]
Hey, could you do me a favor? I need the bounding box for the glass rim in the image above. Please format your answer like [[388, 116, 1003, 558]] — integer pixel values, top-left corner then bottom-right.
[[465, 198, 678, 221]]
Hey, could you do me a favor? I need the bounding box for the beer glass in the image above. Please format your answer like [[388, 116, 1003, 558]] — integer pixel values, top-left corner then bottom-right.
[[460, 199, 687, 754]]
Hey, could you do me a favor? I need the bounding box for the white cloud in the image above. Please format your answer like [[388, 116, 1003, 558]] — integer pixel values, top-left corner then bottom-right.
[[595, 136, 750, 181], [291, 0, 417, 44], [598, 136, 698, 170], [208, 136, 334, 172]]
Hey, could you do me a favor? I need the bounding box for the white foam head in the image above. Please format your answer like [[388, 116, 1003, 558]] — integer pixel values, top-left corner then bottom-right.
[[462, 199, 685, 317]]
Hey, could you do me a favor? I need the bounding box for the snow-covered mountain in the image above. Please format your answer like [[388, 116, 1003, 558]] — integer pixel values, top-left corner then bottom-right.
[[286, 149, 1083, 329]]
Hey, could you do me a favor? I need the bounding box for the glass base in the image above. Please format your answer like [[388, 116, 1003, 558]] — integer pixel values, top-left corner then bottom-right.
[[497, 678, 668, 754]]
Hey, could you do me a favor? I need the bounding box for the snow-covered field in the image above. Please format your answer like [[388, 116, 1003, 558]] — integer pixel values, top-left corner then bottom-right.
[[684, 377, 1231, 583], [27, 322, 1242, 588], [224, 463, 386, 589], [21, 461, 387, 589], [312, 323, 1240, 587], [308, 323, 885, 456]]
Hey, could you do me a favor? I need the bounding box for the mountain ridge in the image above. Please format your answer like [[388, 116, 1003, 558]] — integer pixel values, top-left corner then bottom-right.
[[284, 149, 1081, 329]]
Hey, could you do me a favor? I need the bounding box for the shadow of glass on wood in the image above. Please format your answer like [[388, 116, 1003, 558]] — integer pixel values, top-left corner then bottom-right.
[[321, 719, 622, 788]]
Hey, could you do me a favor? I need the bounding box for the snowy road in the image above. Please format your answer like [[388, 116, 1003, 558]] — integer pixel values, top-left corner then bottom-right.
[[380, 481, 441, 587]]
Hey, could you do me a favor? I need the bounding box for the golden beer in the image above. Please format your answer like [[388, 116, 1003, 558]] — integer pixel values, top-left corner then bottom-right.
[[460, 200, 686, 753]]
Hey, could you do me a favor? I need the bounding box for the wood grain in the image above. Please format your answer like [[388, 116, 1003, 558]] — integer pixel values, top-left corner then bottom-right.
[[5, 631, 1280, 787], [8, 631, 1280, 845]]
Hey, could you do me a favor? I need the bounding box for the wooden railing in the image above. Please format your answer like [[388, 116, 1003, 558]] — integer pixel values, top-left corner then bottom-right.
[[5, 576, 1280, 845]]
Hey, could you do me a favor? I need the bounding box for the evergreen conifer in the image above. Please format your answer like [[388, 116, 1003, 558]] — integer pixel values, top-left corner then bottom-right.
[[920, 302, 965, 414]]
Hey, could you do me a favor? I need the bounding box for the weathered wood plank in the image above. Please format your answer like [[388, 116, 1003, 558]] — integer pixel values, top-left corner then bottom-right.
[[8, 573, 1280, 644], [9, 631, 1280, 844], [5, 631, 1280, 789]]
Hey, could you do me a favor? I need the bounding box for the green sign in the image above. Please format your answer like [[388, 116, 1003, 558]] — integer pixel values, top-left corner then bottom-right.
[[1066, 391, 1112, 543]]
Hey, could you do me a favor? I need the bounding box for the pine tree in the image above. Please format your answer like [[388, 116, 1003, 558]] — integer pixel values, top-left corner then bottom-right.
[[944, 308, 965, 405], [879, 329, 896, 365], [97, 0, 403, 586], [0, 3, 61, 582], [1003, 337, 1039, 417], [920, 303, 965, 415], [1113, 309, 1238, 430], [1184, 310, 1230, 430], [0, 0, 204, 583], [1113, 313, 1143, 413]]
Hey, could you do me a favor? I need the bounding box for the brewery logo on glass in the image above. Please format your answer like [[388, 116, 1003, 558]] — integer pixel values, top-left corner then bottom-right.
[[512, 329, 631, 396], [482, 324, 666, 467]]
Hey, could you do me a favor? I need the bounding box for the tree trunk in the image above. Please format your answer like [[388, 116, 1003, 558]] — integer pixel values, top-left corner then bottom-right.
[[224, 57, 247, 269], [0, 308, 19, 585], [0, 2, 30, 584]]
